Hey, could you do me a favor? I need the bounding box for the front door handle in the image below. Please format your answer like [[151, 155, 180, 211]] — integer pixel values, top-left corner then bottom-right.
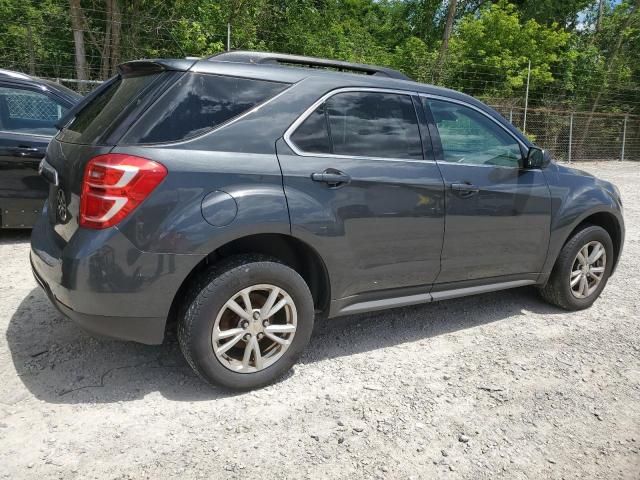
[[451, 182, 480, 198], [311, 169, 351, 187]]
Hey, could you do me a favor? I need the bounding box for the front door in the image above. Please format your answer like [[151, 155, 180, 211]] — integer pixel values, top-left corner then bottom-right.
[[0, 83, 68, 227], [277, 89, 445, 303], [423, 97, 551, 285]]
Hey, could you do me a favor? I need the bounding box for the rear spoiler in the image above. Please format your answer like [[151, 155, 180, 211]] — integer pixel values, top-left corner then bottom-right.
[[117, 59, 196, 76]]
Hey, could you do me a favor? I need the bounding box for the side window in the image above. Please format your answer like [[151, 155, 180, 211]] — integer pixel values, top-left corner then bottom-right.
[[289, 91, 423, 160], [325, 91, 422, 159], [123, 73, 289, 144], [290, 103, 331, 154], [426, 99, 522, 167], [0, 86, 67, 136]]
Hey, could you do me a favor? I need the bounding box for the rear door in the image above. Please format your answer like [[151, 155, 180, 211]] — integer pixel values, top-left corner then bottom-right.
[[423, 96, 551, 285], [0, 82, 69, 227], [277, 88, 445, 305]]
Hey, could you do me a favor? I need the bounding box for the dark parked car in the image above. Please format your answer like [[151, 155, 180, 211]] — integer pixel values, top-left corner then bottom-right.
[[30, 52, 624, 389], [0, 69, 81, 228]]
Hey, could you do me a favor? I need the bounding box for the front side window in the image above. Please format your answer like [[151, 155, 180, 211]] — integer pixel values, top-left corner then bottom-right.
[[426, 99, 522, 167], [289, 91, 423, 160], [0, 86, 67, 136]]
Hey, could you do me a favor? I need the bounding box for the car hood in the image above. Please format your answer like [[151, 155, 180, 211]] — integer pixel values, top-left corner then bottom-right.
[[556, 163, 595, 178]]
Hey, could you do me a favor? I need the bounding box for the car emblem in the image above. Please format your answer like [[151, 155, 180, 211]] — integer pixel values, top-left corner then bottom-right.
[[56, 189, 68, 223]]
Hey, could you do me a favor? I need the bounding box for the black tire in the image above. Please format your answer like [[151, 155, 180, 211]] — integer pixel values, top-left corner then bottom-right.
[[177, 254, 314, 390], [539, 225, 614, 311]]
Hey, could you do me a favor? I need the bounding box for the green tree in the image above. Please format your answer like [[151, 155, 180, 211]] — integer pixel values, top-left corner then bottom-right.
[[444, 2, 570, 102]]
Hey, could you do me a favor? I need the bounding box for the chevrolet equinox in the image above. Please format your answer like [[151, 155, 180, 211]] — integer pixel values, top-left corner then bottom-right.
[[30, 51, 625, 389]]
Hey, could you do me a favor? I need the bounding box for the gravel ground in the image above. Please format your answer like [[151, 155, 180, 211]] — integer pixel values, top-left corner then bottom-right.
[[0, 162, 638, 479]]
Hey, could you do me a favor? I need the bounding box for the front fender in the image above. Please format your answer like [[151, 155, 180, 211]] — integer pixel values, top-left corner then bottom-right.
[[540, 164, 624, 282]]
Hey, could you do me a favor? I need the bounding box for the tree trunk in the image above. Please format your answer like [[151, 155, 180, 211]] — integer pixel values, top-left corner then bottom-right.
[[100, 0, 113, 80], [26, 24, 36, 75], [69, 0, 88, 89], [110, 0, 122, 75], [578, 0, 639, 154], [434, 0, 457, 83], [596, 0, 604, 32]]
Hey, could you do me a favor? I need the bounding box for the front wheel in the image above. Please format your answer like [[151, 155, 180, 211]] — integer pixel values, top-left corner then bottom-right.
[[539, 225, 614, 311], [178, 255, 314, 390]]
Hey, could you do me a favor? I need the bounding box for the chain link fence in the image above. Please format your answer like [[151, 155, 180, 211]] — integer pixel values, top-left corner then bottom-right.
[[0, 86, 64, 121], [492, 105, 638, 162], [41, 78, 639, 162]]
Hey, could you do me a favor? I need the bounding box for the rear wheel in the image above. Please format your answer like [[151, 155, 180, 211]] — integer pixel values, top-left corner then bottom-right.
[[178, 255, 314, 390], [539, 225, 613, 310]]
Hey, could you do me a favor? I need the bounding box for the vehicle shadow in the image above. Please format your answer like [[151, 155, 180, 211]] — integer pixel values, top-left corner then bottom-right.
[[6, 285, 564, 405], [0, 229, 31, 243]]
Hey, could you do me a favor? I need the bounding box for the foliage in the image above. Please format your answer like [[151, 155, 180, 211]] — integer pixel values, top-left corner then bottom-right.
[[445, 2, 570, 98], [0, 0, 637, 113]]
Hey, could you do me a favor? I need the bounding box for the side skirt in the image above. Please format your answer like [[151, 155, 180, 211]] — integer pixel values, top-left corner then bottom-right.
[[330, 278, 537, 318]]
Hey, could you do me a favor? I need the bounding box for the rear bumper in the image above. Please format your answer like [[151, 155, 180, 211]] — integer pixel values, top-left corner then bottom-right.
[[31, 257, 165, 344], [29, 211, 204, 345]]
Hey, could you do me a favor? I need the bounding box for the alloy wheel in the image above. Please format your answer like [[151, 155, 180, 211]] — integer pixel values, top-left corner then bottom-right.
[[211, 284, 297, 373], [570, 241, 606, 299]]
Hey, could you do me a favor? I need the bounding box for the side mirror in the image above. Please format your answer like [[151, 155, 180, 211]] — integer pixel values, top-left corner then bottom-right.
[[525, 146, 549, 169]]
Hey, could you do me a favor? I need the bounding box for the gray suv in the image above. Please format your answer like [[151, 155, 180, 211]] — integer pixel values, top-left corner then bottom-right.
[[30, 51, 624, 389]]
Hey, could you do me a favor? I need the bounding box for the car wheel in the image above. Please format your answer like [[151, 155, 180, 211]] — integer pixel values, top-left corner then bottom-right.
[[178, 254, 314, 390], [539, 225, 614, 311]]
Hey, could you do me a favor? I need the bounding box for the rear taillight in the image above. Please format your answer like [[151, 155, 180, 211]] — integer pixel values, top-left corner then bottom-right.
[[80, 154, 167, 229]]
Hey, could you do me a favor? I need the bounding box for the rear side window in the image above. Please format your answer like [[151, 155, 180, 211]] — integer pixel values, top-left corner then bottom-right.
[[290, 104, 332, 153], [289, 91, 423, 160], [0, 86, 68, 136], [123, 73, 289, 144], [58, 74, 160, 144]]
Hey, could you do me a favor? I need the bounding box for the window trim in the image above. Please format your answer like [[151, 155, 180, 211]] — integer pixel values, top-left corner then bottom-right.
[[284, 87, 428, 164], [420, 94, 528, 169]]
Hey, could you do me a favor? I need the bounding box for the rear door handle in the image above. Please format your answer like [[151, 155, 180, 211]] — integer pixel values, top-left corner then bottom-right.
[[451, 182, 479, 197], [10, 146, 43, 158], [311, 170, 351, 187]]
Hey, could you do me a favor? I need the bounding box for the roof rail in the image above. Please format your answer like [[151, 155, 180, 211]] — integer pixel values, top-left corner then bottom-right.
[[207, 51, 411, 81]]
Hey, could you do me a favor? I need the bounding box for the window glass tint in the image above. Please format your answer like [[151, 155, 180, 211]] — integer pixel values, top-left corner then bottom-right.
[[59, 73, 160, 144], [290, 104, 331, 153], [325, 91, 422, 159], [124, 73, 289, 144], [0, 86, 67, 136], [427, 99, 522, 167]]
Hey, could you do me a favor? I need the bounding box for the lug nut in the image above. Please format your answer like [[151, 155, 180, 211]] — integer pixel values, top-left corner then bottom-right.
[[262, 320, 269, 327], [257, 332, 264, 340], [243, 333, 251, 341], [241, 320, 249, 329]]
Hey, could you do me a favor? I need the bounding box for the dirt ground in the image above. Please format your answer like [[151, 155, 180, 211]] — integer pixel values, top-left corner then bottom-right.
[[0, 162, 638, 479]]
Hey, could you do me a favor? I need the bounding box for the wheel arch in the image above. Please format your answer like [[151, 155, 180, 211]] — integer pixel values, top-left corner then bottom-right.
[[167, 233, 331, 328], [564, 210, 623, 273]]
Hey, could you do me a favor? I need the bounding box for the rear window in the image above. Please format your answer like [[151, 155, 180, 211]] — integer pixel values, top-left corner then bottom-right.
[[122, 73, 289, 144], [58, 74, 161, 144]]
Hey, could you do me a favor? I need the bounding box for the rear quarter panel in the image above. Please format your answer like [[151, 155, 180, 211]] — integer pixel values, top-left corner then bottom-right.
[[112, 147, 290, 255]]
